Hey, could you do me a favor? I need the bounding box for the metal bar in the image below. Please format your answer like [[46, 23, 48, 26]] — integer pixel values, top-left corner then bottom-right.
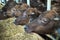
[[0, 0, 1, 3], [27, 0, 30, 6], [14, 0, 19, 3], [20, 0, 22, 3], [47, 0, 51, 11]]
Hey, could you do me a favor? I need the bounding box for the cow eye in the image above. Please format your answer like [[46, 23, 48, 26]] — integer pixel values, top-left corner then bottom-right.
[[41, 18, 48, 23], [43, 18, 47, 22]]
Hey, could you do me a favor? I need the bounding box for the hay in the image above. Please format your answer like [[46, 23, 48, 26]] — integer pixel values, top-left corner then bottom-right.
[[0, 3, 3, 9], [0, 17, 44, 40]]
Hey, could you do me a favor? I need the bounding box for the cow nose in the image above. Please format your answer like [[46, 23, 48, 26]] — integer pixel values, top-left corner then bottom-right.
[[13, 20, 16, 24], [24, 26, 28, 30], [24, 25, 30, 32], [24, 27, 27, 30], [14, 21, 18, 25], [24, 25, 32, 33]]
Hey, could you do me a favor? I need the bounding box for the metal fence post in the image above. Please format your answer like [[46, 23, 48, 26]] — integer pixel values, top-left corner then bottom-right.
[[47, 0, 51, 11], [27, 0, 30, 6]]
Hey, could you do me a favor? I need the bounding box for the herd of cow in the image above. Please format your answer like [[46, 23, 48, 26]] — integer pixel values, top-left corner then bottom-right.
[[0, 0, 60, 40]]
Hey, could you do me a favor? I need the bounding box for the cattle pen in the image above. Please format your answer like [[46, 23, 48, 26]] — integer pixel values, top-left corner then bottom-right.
[[0, 0, 60, 40]]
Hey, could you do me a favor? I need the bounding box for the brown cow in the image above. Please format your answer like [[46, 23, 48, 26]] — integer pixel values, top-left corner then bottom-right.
[[14, 7, 42, 25], [30, 0, 46, 12], [24, 9, 60, 39], [24, 9, 60, 34], [2, 3, 29, 18], [2, 0, 17, 12], [1, 0, 17, 18]]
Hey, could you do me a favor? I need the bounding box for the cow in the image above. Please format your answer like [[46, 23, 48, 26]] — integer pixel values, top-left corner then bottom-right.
[[14, 7, 42, 25], [24, 9, 60, 40]]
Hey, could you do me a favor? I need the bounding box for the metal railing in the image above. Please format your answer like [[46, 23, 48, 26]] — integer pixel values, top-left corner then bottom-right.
[[0, 0, 21, 5], [0, 0, 51, 11]]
